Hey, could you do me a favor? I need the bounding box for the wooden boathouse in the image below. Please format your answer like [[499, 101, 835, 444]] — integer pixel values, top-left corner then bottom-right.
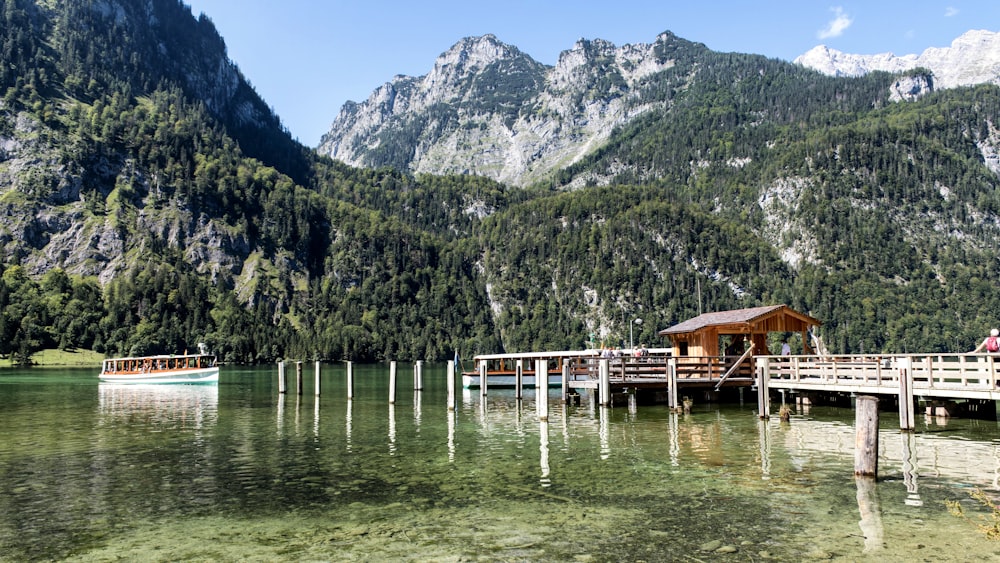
[[469, 304, 1000, 427]]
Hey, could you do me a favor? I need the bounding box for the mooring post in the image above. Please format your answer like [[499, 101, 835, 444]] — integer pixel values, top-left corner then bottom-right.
[[414, 360, 423, 391], [295, 361, 303, 395], [346, 361, 354, 399], [314, 360, 321, 397], [756, 357, 770, 419], [389, 361, 397, 404], [599, 359, 611, 406], [854, 395, 880, 477], [515, 359, 524, 399], [446, 359, 456, 411], [537, 358, 549, 421], [667, 357, 678, 410], [897, 357, 915, 431], [277, 360, 287, 394], [561, 359, 570, 404], [479, 360, 488, 398]]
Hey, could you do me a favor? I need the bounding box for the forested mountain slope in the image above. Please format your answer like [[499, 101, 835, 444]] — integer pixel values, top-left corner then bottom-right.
[[2, 0, 1000, 365]]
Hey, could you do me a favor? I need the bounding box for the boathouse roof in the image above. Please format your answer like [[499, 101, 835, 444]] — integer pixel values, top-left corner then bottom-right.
[[658, 305, 820, 336]]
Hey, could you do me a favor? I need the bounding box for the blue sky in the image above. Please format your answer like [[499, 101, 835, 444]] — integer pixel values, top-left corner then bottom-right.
[[184, 1, 998, 146]]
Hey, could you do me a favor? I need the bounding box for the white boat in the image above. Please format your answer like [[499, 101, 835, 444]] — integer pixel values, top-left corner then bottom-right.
[[98, 352, 219, 384], [461, 372, 563, 389]]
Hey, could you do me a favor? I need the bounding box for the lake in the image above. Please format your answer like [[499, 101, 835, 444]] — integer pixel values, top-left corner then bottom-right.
[[1, 363, 999, 561]]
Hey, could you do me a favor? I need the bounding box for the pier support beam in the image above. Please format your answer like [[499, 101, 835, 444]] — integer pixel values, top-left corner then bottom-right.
[[314, 361, 321, 397], [295, 361, 303, 395], [854, 395, 880, 477], [278, 360, 287, 394], [897, 357, 915, 431]]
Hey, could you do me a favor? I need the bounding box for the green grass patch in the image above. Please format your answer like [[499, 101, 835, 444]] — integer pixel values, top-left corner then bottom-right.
[[1, 348, 104, 367]]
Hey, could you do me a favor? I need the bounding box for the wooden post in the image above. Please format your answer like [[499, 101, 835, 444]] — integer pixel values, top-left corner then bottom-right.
[[414, 360, 423, 390], [561, 359, 570, 404], [346, 361, 354, 399], [389, 361, 397, 404], [897, 357, 914, 431], [667, 357, 678, 410], [479, 360, 488, 398], [537, 358, 549, 421], [854, 395, 880, 477], [295, 361, 303, 395], [599, 359, 610, 406], [515, 359, 524, 399], [314, 361, 321, 397], [756, 357, 770, 419], [278, 360, 287, 394], [447, 359, 456, 411]]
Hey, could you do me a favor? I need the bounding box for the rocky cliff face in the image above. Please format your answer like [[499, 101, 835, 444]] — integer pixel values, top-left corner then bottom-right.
[[795, 29, 1000, 91], [318, 33, 691, 187]]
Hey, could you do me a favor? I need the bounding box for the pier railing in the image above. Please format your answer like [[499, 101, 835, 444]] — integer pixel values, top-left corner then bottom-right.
[[761, 353, 1000, 398], [569, 355, 753, 383]]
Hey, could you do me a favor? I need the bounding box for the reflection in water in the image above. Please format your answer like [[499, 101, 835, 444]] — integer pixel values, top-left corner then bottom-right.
[[902, 431, 922, 507], [539, 420, 550, 486], [7, 366, 1000, 562], [98, 383, 218, 430], [856, 476, 885, 553]]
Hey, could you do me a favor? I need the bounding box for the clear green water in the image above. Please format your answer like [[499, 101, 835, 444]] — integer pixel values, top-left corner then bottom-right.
[[1, 364, 999, 562]]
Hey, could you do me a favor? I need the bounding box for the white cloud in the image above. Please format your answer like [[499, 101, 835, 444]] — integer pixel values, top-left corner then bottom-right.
[[818, 6, 852, 39], [945, 6, 959, 17]]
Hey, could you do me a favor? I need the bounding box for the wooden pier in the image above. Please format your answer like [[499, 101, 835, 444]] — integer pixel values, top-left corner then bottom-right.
[[467, 350, 1000, 427]]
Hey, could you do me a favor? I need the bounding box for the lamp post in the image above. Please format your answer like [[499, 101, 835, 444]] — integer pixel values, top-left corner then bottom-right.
[[630, 318, 643, 350]]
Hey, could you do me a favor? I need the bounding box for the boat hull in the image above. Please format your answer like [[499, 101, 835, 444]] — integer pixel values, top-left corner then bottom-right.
[[98, 367, 219, 385], [461, 373, 562, 389]]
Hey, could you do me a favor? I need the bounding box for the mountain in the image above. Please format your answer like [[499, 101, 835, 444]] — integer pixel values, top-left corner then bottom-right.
[[794, 29, 1000, 90], [4, 1, 1000, 366], [318, 33, 696, 187]]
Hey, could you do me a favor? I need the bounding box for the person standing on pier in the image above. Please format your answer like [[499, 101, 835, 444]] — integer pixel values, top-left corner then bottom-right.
[[972, 328, 1000, 353]]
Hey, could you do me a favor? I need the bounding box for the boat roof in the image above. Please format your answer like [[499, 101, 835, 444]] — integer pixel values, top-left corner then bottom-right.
[[103, 353, 214, 362]]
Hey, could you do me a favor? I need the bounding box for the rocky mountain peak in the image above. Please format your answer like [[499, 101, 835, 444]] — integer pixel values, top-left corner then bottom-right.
[[795, 29, 1000, 90]]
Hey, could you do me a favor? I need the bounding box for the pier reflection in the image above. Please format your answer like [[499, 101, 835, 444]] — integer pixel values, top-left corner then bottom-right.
[[97, 384, 217, 430]]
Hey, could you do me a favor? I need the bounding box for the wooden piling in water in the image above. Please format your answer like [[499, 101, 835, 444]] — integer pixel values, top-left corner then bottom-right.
[[599, 359, 610, 406], [854, 395, 879, 477], [897, 357, 914, 431], [389, 361, 397, 404], [479, 360, 488, 398], [447, 360, 456, 411], [756, 357, 770, 419], [346, 361, 354, 399], [537, 359, 549, 421], [413, 360, 424, 390], [295, 361, 303, 395], [515, 359, 524, 399], [561, 359, 570, 404], [314, 361, 321, 397], [277, 360, 286, 394]]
